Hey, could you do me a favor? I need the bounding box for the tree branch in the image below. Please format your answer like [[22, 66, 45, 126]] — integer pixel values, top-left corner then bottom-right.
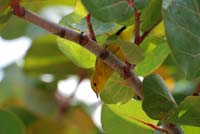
[[11, 4, 143, 98]]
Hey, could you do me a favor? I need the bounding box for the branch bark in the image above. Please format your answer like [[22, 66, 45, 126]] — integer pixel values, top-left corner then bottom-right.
[[11, 5, 143, 98]]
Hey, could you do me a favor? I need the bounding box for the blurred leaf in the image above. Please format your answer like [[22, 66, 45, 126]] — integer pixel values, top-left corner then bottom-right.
[[6, 106, 38, 126], [23, 34, 80, 79], [21, 0, 76, 11], [141, 0, 162, 32], [0, 16, 28, 39], [26, 106, 98, 134], [135, 36, 170, 76], [0, 0, 12, 8], [172, 80, 197, 104], [0, 7, 12, 24], [0, 109, 24, 134], [0, 64, 27, 103], [24, 79, 58, 116], [142, 74, 178, 120], [81, 0, 133, 22], [71, 16, 115, 36], [181, 126, 200, 134], [169, 96, 200, 126], [163, 0, 200, 80], [133, 0, 148, 9], [100, 73, 134, 104], [74, 0, 88, 16], [102, 100, 156, 134], [57, 37, 96, 69]]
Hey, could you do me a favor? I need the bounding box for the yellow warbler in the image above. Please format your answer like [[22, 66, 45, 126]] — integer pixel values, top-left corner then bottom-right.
[[90, 26, 133, 96]]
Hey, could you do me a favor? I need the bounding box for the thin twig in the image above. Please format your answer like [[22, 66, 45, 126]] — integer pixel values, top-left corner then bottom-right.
[[86, 13, 96, 41]]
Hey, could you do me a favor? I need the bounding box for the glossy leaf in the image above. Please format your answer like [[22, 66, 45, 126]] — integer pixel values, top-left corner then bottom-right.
[[57, 37, 96, 69], [169, 96, 200, 126], [102, 100, 156, 134], [163, 0, 200, 80], [133, 0, 148, 9], [141, 0, 162, 32], [106, 35, 144, 64], [71, 16, 115, 36], [142, 74, 178, 120], [135, 37, 170, 76], [81, 0, 133, 22], [0, 110, 24, 134], [100, 73, 134, 104], [118, 40, 144, 64]]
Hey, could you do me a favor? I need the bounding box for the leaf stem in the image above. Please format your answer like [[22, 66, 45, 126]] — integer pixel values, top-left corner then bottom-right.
[[86, 13, 96, 41]]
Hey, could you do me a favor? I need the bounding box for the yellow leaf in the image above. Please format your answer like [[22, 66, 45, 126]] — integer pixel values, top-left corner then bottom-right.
[[151, 21, 165, 37]]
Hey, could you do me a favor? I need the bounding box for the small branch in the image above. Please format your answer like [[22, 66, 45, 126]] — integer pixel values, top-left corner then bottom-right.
[[127, 0, 140, 45], [86, 14, 96, 41], [11, 2, 143, 99], [133, 9, 140, 45]]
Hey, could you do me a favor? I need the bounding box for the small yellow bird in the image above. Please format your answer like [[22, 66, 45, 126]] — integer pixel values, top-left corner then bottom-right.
[[90, 26, 133, 96]]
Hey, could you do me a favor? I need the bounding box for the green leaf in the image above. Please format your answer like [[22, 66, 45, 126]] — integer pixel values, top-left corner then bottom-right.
[[0, 16, 28, 39], [163, 0, 200, 80], [169, 96, 200, 126], [133, 0, 148, 9], [181, 126, 200, 134], [0, 8, 12, 24], [0, 0, 12, 8], [141, 0, 162, 32], [7, 106, 38, 126], [24, 79, 58, 116], [135, 37, 170, 76], [101, 100, 156, 134], [106, 35, 144, 64], [23, 35, 79, 79], [57, 37, 96, 69], [0, 109, 24, 134], [118, 40, 144, 64], [100, 73, 134, 104], [60, 12, 83, 28], [0, 64, 27, 103], [142, 74, 178, 120], [71, 16, 115, 36], [81, 0, 133, 22]]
